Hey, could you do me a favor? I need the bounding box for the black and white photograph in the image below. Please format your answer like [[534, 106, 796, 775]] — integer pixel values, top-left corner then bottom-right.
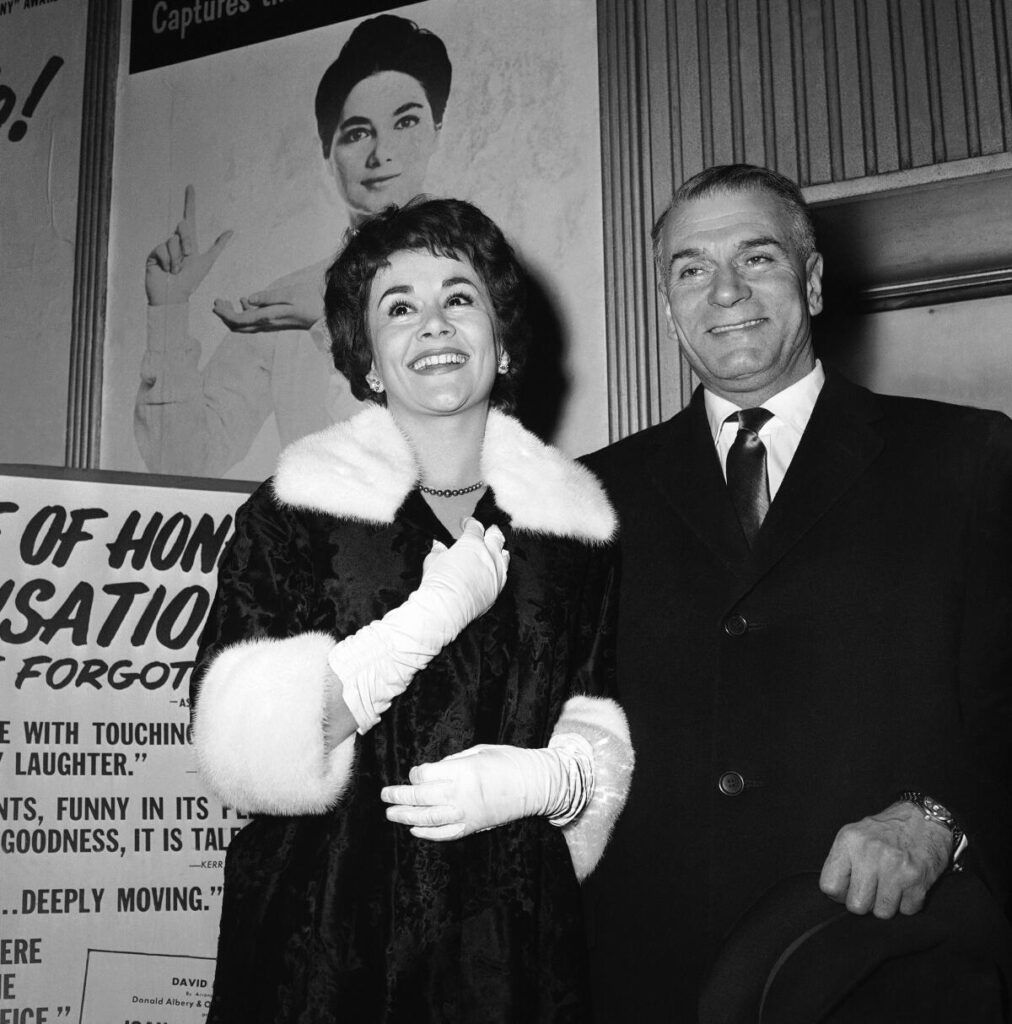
[[3, 0, 1012, 1020]]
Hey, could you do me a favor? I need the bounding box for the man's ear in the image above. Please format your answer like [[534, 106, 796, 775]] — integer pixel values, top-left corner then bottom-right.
[[660, 292, 678, 339], [806, 252, 824, 316]]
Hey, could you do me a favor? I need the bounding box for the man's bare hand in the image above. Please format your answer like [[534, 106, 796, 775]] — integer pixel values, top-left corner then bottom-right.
[[211, 281, 324, 333], [819, 801, 952, 919], [145, 184, 232, 306]]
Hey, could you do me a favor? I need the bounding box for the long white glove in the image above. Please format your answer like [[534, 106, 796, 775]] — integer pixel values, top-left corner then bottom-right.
[[379, 734, 596, 840], [329, 518, 508, 733]]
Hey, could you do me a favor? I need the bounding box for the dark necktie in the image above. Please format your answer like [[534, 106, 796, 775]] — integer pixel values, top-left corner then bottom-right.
[[725, 408, 774, 547]]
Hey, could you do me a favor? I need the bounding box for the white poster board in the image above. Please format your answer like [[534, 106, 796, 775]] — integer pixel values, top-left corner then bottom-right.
[[0, 468, 251, 1022]]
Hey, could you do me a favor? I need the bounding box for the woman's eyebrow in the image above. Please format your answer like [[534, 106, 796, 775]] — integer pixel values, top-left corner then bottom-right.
[[337, 114, 373, 132], [375, 284, 414, 304]]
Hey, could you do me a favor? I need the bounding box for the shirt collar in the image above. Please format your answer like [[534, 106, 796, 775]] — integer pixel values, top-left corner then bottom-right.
[[704, 360, 826, 443]]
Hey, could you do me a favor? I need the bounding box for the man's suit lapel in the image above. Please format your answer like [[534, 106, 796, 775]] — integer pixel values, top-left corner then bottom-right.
[[640, 374, 885, 584], [749, 371, 885, 577], [642, 389, 753, 573]]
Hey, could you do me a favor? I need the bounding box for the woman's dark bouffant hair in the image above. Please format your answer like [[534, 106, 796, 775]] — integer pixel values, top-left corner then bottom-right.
[[324, 197, 529, 412], [315, 15, 452, 159]]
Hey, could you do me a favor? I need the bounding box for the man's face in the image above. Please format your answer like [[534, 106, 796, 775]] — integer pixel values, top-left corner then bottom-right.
[[328, 71, 441, 222], [658, 189, 823, 405]]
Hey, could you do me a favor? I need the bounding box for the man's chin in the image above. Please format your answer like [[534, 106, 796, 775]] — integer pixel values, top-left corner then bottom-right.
[[713, 358, 776, 386]]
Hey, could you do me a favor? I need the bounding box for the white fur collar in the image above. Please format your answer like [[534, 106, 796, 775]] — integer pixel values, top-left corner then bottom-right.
[[273, 406, 616, 544]]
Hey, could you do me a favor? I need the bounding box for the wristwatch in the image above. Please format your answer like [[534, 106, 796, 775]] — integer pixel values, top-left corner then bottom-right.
[[899, 791, 967, 871]]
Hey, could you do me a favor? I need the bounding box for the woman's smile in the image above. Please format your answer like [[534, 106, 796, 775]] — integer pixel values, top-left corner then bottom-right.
[[410, 351, 469, 372], [362, 172, 402, 190]]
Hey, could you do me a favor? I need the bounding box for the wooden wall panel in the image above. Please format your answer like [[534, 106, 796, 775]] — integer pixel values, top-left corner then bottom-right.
[[799, 1, 831, 183], [67, 0, 120, 468], [597, 0, 1012, 438], [972, 5, 1006, 153]]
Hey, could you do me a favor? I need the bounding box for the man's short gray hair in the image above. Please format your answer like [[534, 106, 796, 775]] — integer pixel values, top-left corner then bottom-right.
[[651, 164, 817, 286]]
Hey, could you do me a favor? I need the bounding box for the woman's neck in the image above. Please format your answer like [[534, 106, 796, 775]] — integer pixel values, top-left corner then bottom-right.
[[390, 404, 489, 492], [389, 404, 491, 540]]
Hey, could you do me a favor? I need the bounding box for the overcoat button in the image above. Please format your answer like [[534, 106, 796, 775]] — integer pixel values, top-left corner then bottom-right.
[[723, 614, 748, 637], [718, 771, 745, 796]]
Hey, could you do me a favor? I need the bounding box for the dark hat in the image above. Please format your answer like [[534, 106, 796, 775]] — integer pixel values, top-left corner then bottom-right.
[[699, 872, 1012, 1024]]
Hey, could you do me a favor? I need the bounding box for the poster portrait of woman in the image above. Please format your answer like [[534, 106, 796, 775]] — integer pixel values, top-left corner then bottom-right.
[[102, 0, 607, 481]]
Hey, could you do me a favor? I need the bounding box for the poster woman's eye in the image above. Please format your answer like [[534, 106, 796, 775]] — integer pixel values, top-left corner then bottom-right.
[[337, 125, 373, 146]]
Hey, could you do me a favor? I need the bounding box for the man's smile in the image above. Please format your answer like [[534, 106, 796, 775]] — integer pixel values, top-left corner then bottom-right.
[[709, 317, 767, 335]]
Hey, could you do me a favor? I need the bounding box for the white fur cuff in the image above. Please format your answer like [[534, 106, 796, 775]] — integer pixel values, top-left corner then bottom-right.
[[194, 631, 356, 814], [551, 695, 634, 881]]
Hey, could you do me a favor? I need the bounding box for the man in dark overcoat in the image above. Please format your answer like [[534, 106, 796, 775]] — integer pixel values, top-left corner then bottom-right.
[[582, 164, 1012, 1022]]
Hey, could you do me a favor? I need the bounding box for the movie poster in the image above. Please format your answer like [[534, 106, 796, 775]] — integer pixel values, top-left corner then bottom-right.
[[0, 468, 251, 1021], [102, 0, 607, 482], [0, 0, 88, 467]]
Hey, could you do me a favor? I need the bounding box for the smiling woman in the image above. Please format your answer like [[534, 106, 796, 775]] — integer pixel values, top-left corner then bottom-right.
[[188, 200, 633, 1022], [325, 201, 530, 534]]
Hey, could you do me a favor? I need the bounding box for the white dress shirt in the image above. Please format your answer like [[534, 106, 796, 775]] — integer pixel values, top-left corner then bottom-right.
[[704, 360, 826, 501]]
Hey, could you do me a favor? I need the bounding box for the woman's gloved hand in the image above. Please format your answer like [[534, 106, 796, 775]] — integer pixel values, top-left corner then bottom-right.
[[380, 734, 595, 840], [328, 518, 508, 733], [414, 517, 510, 644]]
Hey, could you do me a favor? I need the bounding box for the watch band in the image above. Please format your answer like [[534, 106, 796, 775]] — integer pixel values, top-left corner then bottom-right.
[[899, 791, 966, 871]]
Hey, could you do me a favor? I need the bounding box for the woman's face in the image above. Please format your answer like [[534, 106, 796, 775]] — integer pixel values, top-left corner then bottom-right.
[[329, 71, 441, 221], [366, 248, 499, 423]]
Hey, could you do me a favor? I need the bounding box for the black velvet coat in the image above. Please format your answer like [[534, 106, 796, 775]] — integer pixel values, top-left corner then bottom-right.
[[581, 372, 1012, 1022], [191, 408, 619, 1023]]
